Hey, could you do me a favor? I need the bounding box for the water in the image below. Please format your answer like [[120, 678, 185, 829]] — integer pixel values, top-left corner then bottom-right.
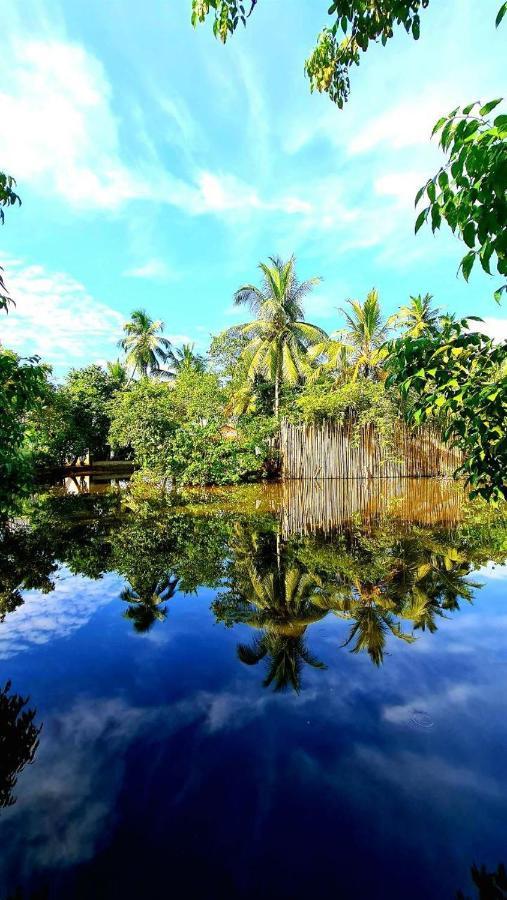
[[0, 478, 506, 899]]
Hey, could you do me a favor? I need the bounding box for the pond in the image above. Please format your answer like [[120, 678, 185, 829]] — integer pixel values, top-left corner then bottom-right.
[[0, 478, 506, 899]]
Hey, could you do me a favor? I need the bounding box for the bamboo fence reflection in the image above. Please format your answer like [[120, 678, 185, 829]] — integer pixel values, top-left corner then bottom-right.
[[278, 478, 465, 538]]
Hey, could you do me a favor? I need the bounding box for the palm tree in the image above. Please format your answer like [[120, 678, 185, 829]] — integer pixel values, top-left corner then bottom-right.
[[170, 343, 206, 375], [390, 293, 440, 338], [338, 288, 391, 379], [106, 359, 128, 389], [119, 309, 174, 379], [232, 256, 328, 417]]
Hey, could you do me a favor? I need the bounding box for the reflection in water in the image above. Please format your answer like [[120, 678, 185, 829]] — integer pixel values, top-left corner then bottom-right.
[[457, 862, 507, 899], [121, 574, 179, 633], [0, 681, 40, 809], [0, 480, 505, 683], [0, 479, 506, 899]]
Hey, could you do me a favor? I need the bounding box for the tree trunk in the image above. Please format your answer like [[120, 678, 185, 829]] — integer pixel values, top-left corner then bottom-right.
[[274, 365, 280, 419]]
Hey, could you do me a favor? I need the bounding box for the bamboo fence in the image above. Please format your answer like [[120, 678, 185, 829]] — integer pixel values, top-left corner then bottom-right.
[[279, 420, 462, 481]]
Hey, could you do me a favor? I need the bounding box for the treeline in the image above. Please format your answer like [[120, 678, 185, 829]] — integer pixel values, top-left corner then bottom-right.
[[1, 255, 506, 500]]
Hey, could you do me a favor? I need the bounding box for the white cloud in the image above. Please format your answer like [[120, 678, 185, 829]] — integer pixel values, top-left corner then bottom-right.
[[0, 39, 157, 209], [0, 255, 124, 374], [374, 170, 426, 207], [0, 569, 120, 660], [123, 259, 179, 281], [347, 91, 459, 155], [468, 317, 507, 343]]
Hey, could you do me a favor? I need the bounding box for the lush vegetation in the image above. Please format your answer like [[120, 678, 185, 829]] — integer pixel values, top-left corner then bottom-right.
[[1, 262, 504, 497]]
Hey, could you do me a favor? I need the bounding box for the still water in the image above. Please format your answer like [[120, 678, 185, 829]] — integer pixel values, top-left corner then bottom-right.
[[0, 478, 506, 899]]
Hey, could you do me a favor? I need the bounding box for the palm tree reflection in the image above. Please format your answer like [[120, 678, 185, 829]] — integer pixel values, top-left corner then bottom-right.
[[121, 573, 179, 633]]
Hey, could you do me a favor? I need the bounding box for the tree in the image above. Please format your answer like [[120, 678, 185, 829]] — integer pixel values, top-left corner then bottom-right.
[[191, 1, 432, 108], [30, 365, 122, 466], [119, 309, 174, 378], [0, 350, 48, 502], [192, 3, 505, 107], [108, 379, 179, 469], [338, 288, 390, 379], [0, 171, 21, 313], [170, 343, 206, 375], [389, 293, 440, 338], [386, 317, 507, 502], [107, 359, 129, 389], [415, 101, 507, 302], [231, 255, 327, 417]]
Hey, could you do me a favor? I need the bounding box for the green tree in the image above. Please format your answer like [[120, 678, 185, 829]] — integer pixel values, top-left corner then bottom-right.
[[415, 101, 507, 302], [192, 3, 505, 108], [106, 359, 129, 389], [386, 317, 507, 502], [30, 365, 122, 466], [0, 350, 48, 502], [119, 308, 174, 379], [390, 293, 440, 338], [191, 1, 432, 108], [338, 288, 390, 379], [231, 255, 327, 417], [108, 379, 179, 470], [170, 343, 206, 375]]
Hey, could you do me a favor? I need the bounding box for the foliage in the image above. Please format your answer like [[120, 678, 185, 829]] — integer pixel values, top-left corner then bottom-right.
[[170, 343, 206, 375], [169, 368, 225, 423], [337, 288, 391, 379], [0, 350, 48, 501], [0, 171, 21, 224], [108, 379, 179, 469], [191, 1, 432, 107], [0, 171, 21, 312], [164, 421, 265, 485], [119, 308, 174, 378], [415, 101, 507, 302], [29, 364, 122, 466], [296, 378, 399, 446], [230, 255, 326, 416], [386, 317, 507, 502], [0, 681, 40, 809], [389, 293, 440, 338]]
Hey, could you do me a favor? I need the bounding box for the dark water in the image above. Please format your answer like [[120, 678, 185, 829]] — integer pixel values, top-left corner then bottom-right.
[[0, 478, 506, 899]]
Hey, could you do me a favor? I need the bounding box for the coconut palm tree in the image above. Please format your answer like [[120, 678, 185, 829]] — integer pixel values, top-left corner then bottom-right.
[[170, 343, 206, 375], [390, 293, 441, 338], [232, 256, 328, 417], [119, 309, 174, 379], [338, 288, 391, 379], [106, 359, 128, 389]]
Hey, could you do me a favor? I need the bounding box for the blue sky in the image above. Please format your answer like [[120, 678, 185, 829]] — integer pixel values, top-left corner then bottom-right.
[[0, 0, 505, 377]]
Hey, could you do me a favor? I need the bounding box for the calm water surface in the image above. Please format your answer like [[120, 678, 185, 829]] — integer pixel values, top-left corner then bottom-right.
[[0, 478, 506, 899]]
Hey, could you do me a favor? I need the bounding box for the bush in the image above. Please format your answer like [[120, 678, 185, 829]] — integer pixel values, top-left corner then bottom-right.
[[108, 379, 179, 469]]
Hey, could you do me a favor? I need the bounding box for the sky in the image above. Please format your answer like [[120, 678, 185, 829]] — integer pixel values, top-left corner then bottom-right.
[[0, 0, 506, 378]]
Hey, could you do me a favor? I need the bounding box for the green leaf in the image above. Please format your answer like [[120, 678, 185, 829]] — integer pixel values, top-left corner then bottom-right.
[[462, 222, 476, 248], [460, 250, 476, 281], [431, 116, 447, 137], [479, 98, 503, 116], [496, 2, 507, 26], [415, 208, 428, 234]]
